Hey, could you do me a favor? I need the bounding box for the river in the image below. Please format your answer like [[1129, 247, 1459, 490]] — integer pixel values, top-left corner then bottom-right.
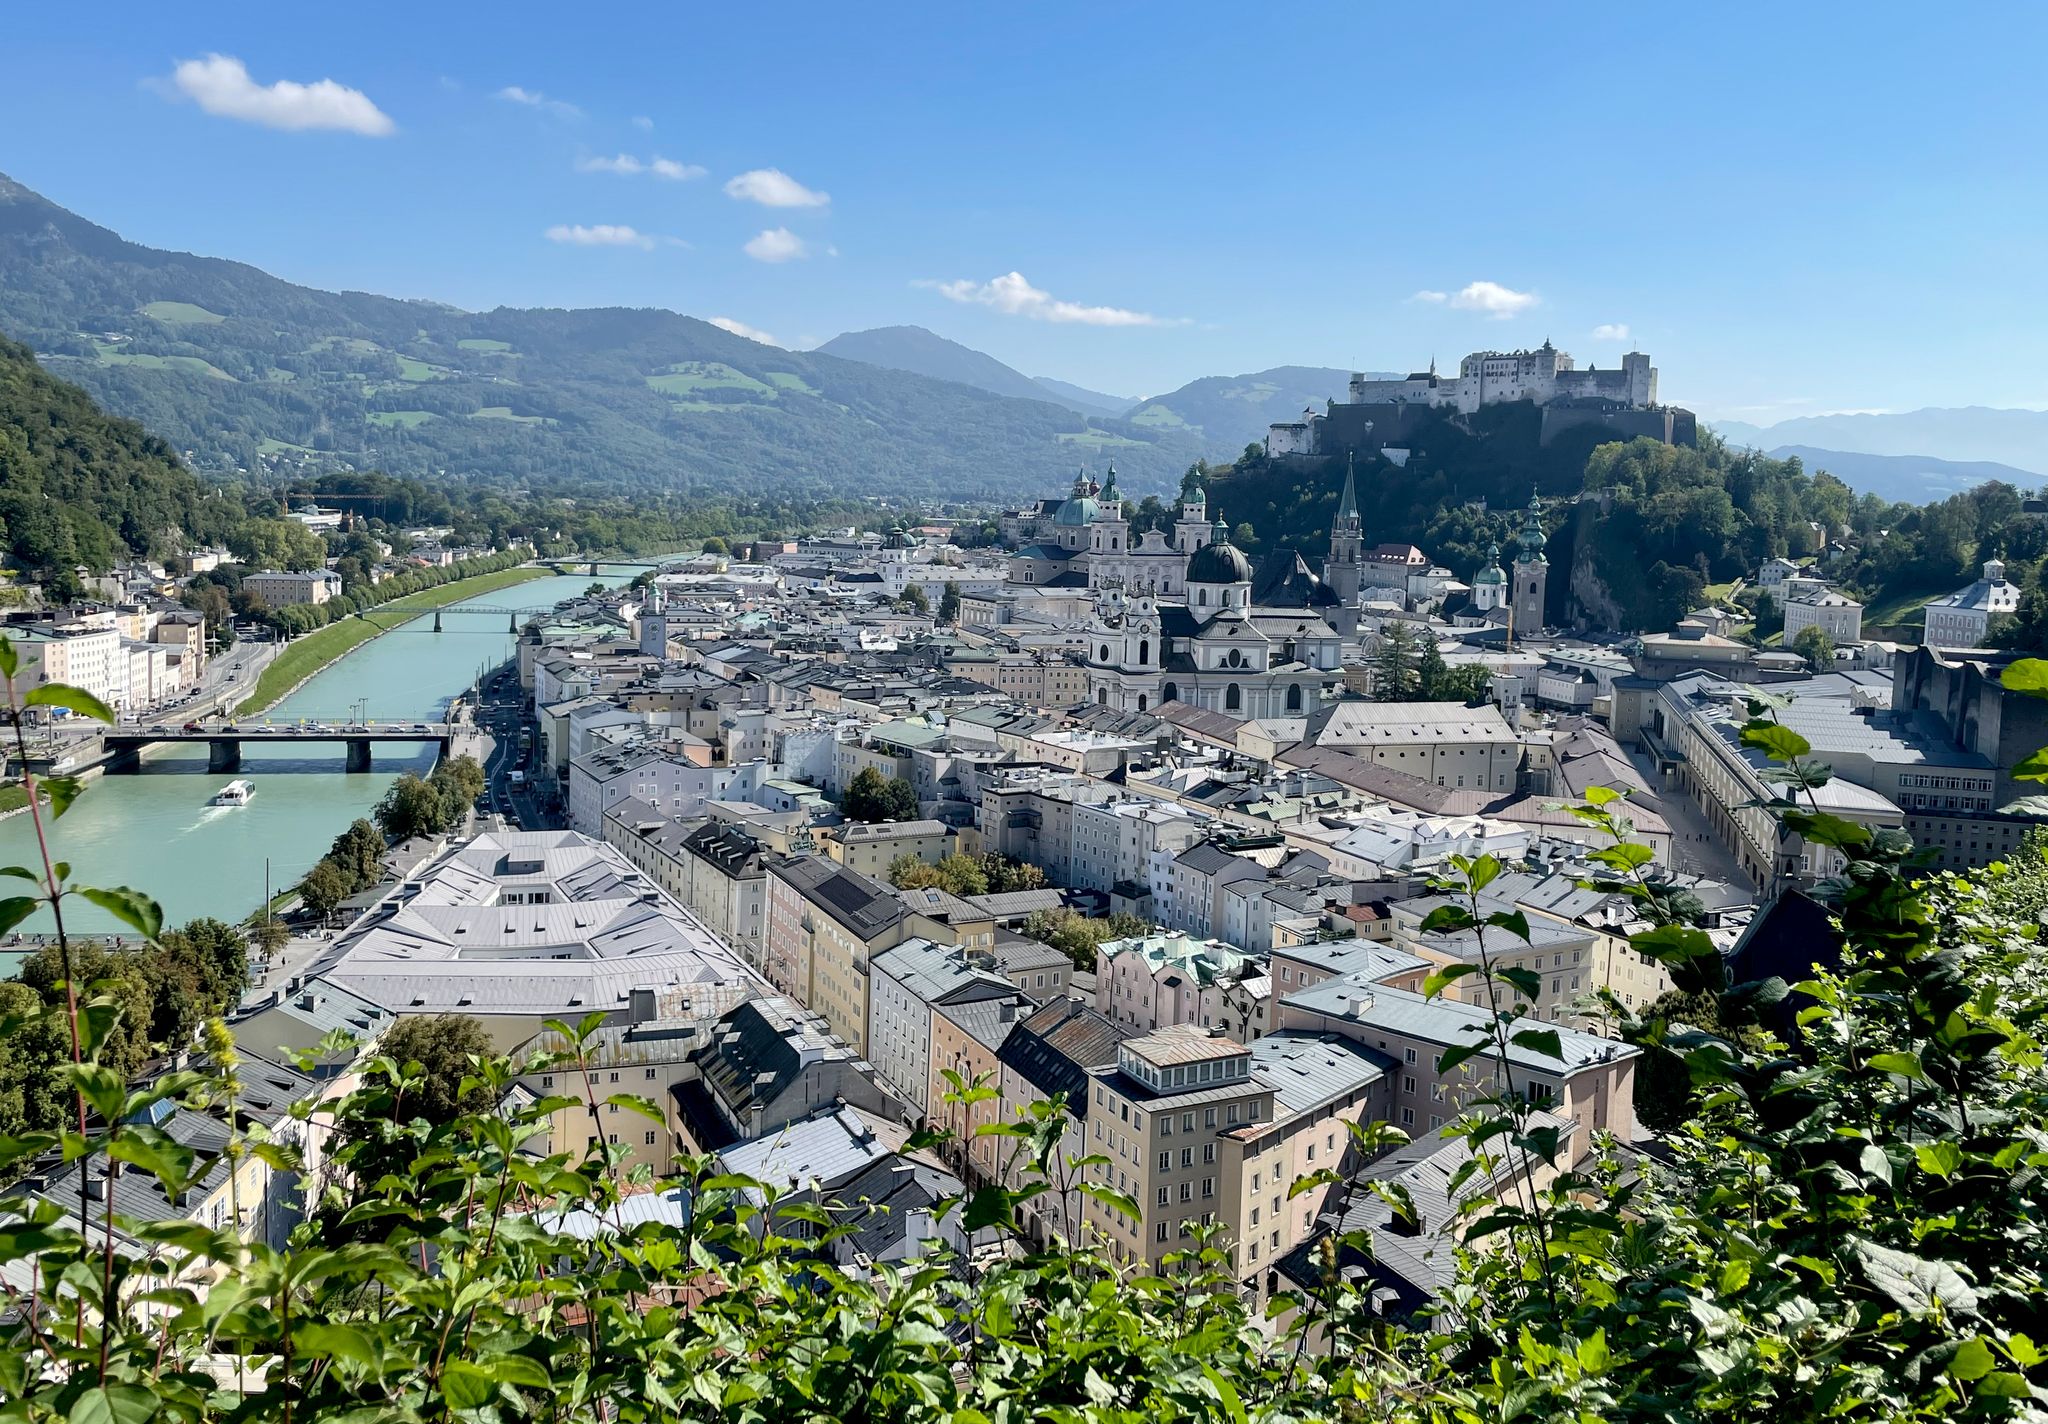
[[0, 569, 633, 968]]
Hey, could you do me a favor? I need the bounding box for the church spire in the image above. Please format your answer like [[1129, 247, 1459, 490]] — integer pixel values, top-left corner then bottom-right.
[[1335, 452, 1360, 529]]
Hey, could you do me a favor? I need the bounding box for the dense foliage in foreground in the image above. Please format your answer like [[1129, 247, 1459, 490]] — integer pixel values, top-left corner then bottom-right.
[[6, 656, 2048, 1421]]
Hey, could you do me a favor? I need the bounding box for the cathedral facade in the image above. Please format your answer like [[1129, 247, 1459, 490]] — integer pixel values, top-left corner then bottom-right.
[[1006, 466, 1214, 596]]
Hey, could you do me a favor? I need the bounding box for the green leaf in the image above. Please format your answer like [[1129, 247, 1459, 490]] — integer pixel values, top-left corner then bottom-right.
[[42, 775, 83, 820], [1740, 722, 1812, 763], [1852, 1238, 1979, 1316], [296, 1321, 378, 1368], [68, 1387, 156, 1424], [1418, 905, 1474, 935], [1575, 1327, 1611, 1372], [1422, 963, 1478, 999], [2011, 748, 2048, 784], [0, 636, 17, 679], [0, 897, 37, 936], [1510, 1028, 1562, 1062], [2000, 658, 2048, 696], [1485, 909, 1532, 943], [76, 886, 162, 941], [24, 684, 114, 724], [1780, 809, 1874, 848], [1950, 1337, 1997, 1381], [960, 1185, 1017, 1233], [441, 1359, 497, 1412], [1435, 1041, 1487, 1076], [485, 1355, 552, 1390], [1867, 1052, 1928, 1082], [1581, 785, 1622, 807], [1915, 1141, 1962, 1178]]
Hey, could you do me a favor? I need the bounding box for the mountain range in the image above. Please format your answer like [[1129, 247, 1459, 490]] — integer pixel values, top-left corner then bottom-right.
[[813, 326, 1397, 457], [0, 173, 1213, 502], [1713, 409, 2048, 495]]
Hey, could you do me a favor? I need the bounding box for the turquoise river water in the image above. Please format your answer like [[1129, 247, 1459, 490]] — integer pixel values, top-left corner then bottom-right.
[[0, 569, 630, 963]]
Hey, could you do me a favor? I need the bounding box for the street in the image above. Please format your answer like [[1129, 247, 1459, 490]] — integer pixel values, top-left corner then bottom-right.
[[474, 662, 560, 829]]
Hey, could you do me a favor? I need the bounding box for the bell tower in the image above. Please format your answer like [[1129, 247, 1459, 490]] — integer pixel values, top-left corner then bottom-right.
[[1511, 488, 1549, 635], [1322, 453, 1365, 605]]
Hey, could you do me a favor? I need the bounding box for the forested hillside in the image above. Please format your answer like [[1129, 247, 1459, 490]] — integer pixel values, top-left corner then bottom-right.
[[0, 174, 1206, 500], [0, 332, 238, 588]]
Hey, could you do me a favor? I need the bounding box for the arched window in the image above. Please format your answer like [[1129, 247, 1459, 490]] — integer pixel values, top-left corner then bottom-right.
[[1098, 687, 1109, 705], [1197, 588, 1208, 607], [1226, 683, 1242, 712], [1286, 684, 1302, 712], [1162, 681, 1179, 704], [1138, 638, 1150, 665], [1112, 536, 1120, 550], [1136, 694, 1148, 712], [1099, 644, 1110, 662]]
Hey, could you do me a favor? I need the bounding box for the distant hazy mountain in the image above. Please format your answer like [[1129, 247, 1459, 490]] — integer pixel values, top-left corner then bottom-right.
[[1028, 375, 1136, 418], [0, 176, 1207, 500], [1713, 408, 2048, 475], [1753, 445, 2045, 504], [1127, 366, 1402, 454]]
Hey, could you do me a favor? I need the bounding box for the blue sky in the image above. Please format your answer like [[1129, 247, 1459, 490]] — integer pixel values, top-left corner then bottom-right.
[[3, 2, 2043, 420]]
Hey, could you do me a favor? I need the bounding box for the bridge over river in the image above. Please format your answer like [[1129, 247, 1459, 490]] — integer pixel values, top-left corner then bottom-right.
[[102, 724, 455, 774]]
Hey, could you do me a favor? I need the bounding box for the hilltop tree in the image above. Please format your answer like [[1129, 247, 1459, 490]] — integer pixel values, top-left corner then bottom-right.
[[1372, 622, 1418, 700]]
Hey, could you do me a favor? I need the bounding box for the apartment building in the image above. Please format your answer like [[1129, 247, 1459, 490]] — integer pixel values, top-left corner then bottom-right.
[[927, 992, 1031, 1187], [1096, 930, 1270, 1040], [243, 570, 343, 607], [1303, 702, 1521, 793], [996, 998, 1133, 1245], [762, 854, 907, 1052], [829, 818, 952, 879], [1075, 1025, 1388, 1283], [867, 938, 1017, 1117]]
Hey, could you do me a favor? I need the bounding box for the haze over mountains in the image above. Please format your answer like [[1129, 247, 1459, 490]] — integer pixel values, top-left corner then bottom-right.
[[0, 173, 1211, 501], [1712, 408, 2048, 502]]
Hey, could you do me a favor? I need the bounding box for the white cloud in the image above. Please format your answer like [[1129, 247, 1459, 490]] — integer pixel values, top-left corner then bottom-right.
[[631, 115, 654, 130], [497, 85, 582, 119], [1410, 290, 1449, 305], [1449, 281, 1539, 317], [1591, 323, 1630, 342], [724, 168, 830, 208], [575, 153, 705, 181], [744, 227, 809, 263], [164, 54, 394, 135], [709, 316, 781, 346], [544, 224, 656, 249], [922, 271, 1174, 327]]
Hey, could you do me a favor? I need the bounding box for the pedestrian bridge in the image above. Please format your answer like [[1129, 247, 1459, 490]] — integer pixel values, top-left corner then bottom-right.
[[104, 724, 455, 774]]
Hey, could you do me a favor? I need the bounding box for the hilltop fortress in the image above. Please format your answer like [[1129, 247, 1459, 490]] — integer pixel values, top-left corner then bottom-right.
[[1268, 342, 1696, 458]]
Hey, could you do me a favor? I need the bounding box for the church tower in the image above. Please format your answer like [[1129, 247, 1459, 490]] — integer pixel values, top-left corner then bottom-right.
[[1511, 489, 1549, 635], [638, 583, 669, 658], [1321, 453, 1366, 605], [1174, 467, 1214, 557], [1472, 543, 1507, 613]]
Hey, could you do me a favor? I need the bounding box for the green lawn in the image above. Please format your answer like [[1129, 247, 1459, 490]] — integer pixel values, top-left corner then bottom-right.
[[263, 367, 298, 383], [1126, 403, 1189, 428], [645, 362, 775, 398], [471, 406, 548, 424], [1056, 429, 1144, 448], [139, 300, 226, 325], [235, 566, 552, 715], [457, 338, 513, 352], [94, 346, 236, 380], [763, 370, 817, 393], [368, 410, 437, 428], [309, 337, 384, 355], [256, 437, 317, 455], [396, 356, 456, 382], [1863, 583, 1946, 629]]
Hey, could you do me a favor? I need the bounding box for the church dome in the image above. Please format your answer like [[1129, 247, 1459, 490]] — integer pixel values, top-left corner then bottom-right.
[[1474, 544, 1506, 584], [1187, 523, 1252, 584], [1054, 496, 1100, 527]]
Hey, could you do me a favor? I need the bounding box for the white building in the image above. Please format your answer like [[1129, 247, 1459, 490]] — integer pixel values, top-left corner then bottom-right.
[[1782, 588, 1864, 645], [1921, 559, 2021, 650]]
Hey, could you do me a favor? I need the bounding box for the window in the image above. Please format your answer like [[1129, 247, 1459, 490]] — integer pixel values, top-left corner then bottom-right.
[[1156, 1222, 1169, 1242], [1161, 1116, 1172, 1137], [1226, 683, 1241, 711], [1182, 1113, 1194, 1132], [1181, 1148, 1193, 1168], [1203, 1143, 1216, 1164], [645, 1068, 657, 1080], [1202, 1177, 1215, 1198], [1157, 1187, 1169, 1206], [644, 1130, 657, 1146], [1403, 1074, 1416, 1094], [1307, 1144, 1315, 1162], [1403, 1047, 1417, 1065], [1179, 1182, 1192, 1202], [1205, 1108, 1217, 1128], [1401, 1108, 1414, 1126], [1159, 1151, 1171, 1171]]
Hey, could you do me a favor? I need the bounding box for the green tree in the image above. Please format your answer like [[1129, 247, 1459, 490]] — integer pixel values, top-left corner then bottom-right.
[[898, 584, 930, 615], [298, 857, 351, 920], [375, 772, 448, 841], [843, 766, 918, 822], [1792, 622, 1836, 670], [372, 1014, 497, 1127], [1372, 622, 1418, 700], [937, 580, 961, 624], [328, 818, 387, 894], [700, 535, 729, 555]]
